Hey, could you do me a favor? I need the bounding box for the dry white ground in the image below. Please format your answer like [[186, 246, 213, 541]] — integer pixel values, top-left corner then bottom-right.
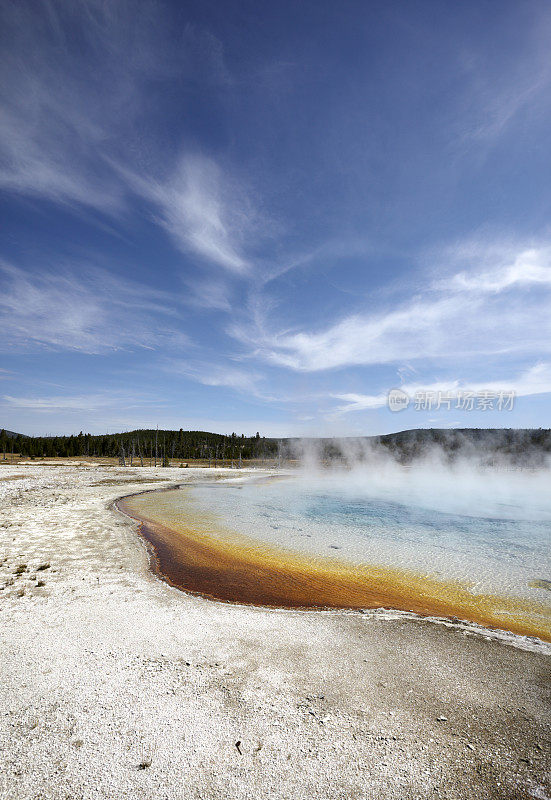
[[0, 464, 549, 800]]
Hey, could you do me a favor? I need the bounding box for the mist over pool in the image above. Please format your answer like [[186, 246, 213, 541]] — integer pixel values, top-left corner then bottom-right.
[[187, 461, 551, 604]]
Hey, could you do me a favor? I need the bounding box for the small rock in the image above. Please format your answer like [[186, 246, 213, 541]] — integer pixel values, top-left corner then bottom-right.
[[36, 563, 50, 571], [519, 757, 532, 765], [36, 580, 45, 588], [235, 741, 242, 754], [436, 716, 448, 722], [466, 743, 475, 751]]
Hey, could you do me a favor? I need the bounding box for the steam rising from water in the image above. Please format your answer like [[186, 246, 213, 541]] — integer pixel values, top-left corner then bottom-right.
[[186, 438, 551, 605], [295, 453, 551, 523], [288, 432, 551, 520]]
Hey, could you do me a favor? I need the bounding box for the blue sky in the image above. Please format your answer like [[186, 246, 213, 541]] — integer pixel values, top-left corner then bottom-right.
[[1, 0, 551, 437]]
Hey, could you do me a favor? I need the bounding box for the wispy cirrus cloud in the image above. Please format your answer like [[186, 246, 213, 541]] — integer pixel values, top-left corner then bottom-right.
[[462, 64, 551, 144], [168, 359, 268, 397], [183, 277, 233, 311], [0, 0, 249, 275], [146, 155, 254, 274], [462, 51, 551, 144], [447, 246, 551, 293], [1, 392, 160, 413], [236, 293, 551, 372], [0, 261, 187, 354], [453, 8, 551, 145], [107, 147, 263, 274], [0, 0, 151, 211], [232, 242, 551, 372]]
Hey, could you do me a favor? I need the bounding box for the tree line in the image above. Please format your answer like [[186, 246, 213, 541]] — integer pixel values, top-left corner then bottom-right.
[[2, 427, 550, 467], [0, 428, 283, 465]]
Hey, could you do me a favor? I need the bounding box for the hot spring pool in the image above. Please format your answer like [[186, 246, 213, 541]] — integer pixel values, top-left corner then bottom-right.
[[119, 466, 551, 642]]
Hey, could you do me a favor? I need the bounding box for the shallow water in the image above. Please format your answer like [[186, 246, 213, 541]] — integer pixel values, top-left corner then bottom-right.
[[119, 465, 551, 640], [189, 468, 551, 602]]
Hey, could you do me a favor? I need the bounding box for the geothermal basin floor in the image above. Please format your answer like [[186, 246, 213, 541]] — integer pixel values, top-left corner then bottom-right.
[[0, 464, 549, 800]]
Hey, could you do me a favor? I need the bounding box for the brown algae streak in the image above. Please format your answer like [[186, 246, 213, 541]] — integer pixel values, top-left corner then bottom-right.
[[117, 486, 551, 643]]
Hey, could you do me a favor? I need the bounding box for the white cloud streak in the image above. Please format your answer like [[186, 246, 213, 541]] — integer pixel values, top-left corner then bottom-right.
[[168, 359, 273, 399], [449, 247, 551, 292], [234, 243, 551, 372], [148, 155, 253, 274], [0, 261, 187, 354], [1, 392, 157, 413]]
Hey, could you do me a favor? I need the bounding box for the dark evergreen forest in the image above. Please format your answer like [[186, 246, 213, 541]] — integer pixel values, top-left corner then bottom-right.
[[0, 428, 279, 464]]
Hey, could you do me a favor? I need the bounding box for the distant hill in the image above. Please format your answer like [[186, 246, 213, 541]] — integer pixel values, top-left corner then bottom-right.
[[380, 427, 551, 466], [0, 429, 26, 439], [311, 428, 551, 468]]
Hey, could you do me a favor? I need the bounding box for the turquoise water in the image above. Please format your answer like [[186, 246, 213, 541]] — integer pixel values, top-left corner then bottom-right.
[[185, 467, 551, 604]]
